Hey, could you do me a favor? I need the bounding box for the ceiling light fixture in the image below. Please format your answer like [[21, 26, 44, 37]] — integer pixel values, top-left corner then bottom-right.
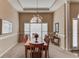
[[30, 0, 42, 23]]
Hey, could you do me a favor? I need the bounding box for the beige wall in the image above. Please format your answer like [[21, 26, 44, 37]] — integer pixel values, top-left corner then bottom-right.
[[53, 4, 65, 49], [19, 13, 53, 41], [0, 0, 19, 56], [0, 20, 2, 35]]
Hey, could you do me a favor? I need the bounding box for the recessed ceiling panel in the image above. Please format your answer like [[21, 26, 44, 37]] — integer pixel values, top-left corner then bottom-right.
[[18, 0, 56, 8], [8, 0, 67, 12]]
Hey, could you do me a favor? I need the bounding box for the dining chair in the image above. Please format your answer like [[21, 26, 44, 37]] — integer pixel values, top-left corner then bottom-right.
[[44, 35, 50, 45], [30, 43, 44, 58], [23, 34, 28, 43], [44, 34, 50, 57]]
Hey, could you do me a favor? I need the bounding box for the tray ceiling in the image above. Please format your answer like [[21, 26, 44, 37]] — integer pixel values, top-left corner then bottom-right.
[[8, 0, 78, 12]]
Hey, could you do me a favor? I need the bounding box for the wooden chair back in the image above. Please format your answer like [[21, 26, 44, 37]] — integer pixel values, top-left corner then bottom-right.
[[30, 43, 44, 58], [44, 35, 50, 45]]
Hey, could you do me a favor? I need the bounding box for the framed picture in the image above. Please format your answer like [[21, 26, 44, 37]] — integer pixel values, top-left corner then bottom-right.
[[55, 23, 59, 33]]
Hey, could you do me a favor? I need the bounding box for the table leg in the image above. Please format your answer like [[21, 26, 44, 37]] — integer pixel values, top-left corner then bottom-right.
[[45, 47, 48, 58], [25, 46, 27, 58]]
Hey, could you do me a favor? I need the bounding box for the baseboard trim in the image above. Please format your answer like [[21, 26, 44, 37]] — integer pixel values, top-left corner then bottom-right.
[[69, 48, 79, 51], [0, 43, 17, 57]]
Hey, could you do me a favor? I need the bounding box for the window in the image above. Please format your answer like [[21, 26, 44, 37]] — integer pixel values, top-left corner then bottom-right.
[[73, 19, 78, 48], [24, 23, 48, 40], [30, 23, 42, 40], [24, 16, 48, 41], [42, 23, 48, 39], [24, 23, 30, 38], [2, 20, 12, 34]]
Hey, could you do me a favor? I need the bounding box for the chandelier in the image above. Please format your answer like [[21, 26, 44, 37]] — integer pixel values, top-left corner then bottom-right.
[[30, 0, 43, 23]]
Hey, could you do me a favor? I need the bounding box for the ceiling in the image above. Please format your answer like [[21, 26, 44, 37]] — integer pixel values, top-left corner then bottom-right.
[[19, 0, 55, 8], [8, 0, 79, 12]]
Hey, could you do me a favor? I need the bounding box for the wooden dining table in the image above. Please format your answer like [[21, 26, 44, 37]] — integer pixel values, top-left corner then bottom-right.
[[24, 40, 48, 58]]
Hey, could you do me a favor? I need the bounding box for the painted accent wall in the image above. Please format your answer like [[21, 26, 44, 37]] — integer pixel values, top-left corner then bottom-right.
[[0, 0, 19, 57], [0, 20, 2, 35]]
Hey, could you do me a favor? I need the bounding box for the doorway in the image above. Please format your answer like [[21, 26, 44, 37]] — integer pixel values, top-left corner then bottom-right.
[[72, 18, 78, 49]]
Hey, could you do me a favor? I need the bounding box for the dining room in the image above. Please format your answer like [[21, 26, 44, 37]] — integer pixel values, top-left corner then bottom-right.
[[0, 0, 79, 58]]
